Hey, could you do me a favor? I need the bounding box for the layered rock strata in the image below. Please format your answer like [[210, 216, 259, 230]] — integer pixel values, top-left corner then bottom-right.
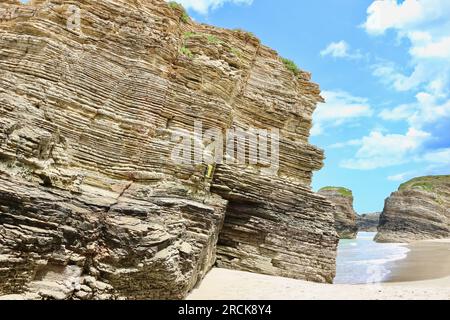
[[356, 213, 380, 232], [0, 0, 338, 299], [214, 168, 338, 283], [376, 176, 450, 243], [318, 187, 358, 239]]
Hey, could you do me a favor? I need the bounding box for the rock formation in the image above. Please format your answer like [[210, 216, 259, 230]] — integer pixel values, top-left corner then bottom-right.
[[0, 0, 338, 299], [376, 176, 450, 243], [356, 213, 380, 232], [318, 187, 358, 239]]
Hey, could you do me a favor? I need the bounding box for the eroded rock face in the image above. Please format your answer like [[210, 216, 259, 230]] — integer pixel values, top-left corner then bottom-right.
[[214, 168, 338, 283], [0, 0, 337, 299], [376, 176, 450, 243], [318, 187, 358, 239], [356, 213, 380, 232]]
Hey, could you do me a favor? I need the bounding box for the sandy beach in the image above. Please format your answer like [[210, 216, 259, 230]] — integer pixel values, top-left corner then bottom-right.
[[386, 239, 450, 283], [188, 239, 450, 300]]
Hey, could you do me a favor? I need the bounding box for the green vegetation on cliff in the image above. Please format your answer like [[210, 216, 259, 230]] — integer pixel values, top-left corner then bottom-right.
[[399, 175, 450, 193], [281, 57, 300, 76], [319, 186, 353, 197], [180, 46, 194, 58], [168, 1, 190, 23]]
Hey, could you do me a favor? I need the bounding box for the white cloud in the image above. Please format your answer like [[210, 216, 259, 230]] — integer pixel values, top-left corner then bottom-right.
[[388, 171, 416, 182], [341, 128, 430, 170], [364, 0, 424, 35], [411, 36, 450, 59], [173, 0, 253, 14], [320, 41, 349, 58], [312, 90, 373, 136], [365, 0, 450, 93], [311, 123, 324, 136], [371, 61, 429, 92], [409, 92, 450, 127], [422, 147, 450, 164], [364, 0, 450, 36], [354, 0, 450, 173], [320, 41, 363, 59], [329, 139, 362, 149], [380, 91, 450, 128], [387, 147, 450, 181], [379, 103, 415, 121]]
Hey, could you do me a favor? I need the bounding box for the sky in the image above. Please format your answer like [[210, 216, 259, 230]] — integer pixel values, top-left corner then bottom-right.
[[177, 0, 450, 213], [18, 0, 449, 213]]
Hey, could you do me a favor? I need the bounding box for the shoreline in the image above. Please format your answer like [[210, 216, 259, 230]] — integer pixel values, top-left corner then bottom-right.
[[385, 238, 450, 283], [187, 269, 450, 300], [188, 238, 450, 300], [1, 238, 448, 300]]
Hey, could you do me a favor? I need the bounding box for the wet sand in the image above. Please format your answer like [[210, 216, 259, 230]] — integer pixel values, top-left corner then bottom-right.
[[188, 239, 450, 300], [386, 239, 450, 283]]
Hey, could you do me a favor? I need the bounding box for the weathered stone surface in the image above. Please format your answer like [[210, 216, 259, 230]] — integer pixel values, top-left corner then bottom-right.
[[318, 187, 358, 239], [0, 0, 338, 299], [356, 213, 380, 232], [376, 176, 450, 243], [214, 168, 338, 283]]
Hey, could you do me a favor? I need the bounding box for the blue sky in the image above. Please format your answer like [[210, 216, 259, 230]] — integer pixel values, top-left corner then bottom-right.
[[179, 0, 450, 213]]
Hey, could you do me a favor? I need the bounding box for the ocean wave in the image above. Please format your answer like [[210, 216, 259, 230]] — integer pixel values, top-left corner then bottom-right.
[[334, 232, 411, 284]]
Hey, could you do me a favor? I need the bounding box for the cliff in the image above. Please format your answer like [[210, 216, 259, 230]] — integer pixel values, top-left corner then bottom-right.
[[0, 0, 338, 299], [356, 213, 380, 232], [376, 176, 450, 243], [318, 187, 358, 239]]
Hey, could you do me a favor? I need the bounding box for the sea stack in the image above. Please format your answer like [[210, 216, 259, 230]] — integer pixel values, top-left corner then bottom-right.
[[318, 187, 358, 239], [376, 176, 450, 243], [0, 0, 338, 299]]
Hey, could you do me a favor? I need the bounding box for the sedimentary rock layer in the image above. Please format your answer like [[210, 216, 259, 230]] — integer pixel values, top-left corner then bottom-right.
[[214, 167, 337, 283], [318, 187, 358, 239], [0, 0, 337, 299], [356, 213, 380, 232], [376, 176, 450, 243]]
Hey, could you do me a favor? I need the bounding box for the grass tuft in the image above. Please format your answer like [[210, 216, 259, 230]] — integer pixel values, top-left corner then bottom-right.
[[180, 46, 194, 58], [183, 31, 198, 39], [281, 57, 300, 76], [399, 175, 450, 193], [233, 28, 256, 38], [206, 34, 221, 44], [319, 186, 353, 197], [230, 47, 242, 58], [168, 1, 190, 23]]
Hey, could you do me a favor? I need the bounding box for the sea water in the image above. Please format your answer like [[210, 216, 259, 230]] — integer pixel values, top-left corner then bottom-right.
[[333, 232, 409, 284]]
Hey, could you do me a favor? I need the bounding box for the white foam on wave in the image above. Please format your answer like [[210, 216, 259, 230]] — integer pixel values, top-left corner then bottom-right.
[[351, 255, 407, 266], [356, 232, 377, 240], [334, 232, 410, 284]]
